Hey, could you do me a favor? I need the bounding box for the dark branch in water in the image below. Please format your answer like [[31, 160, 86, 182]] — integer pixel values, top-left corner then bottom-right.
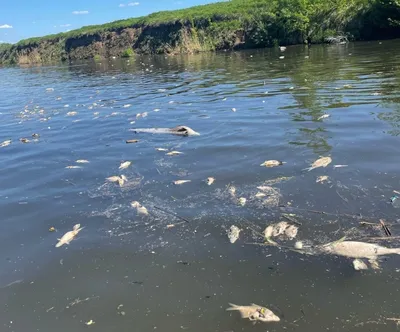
[[153, 206, 190, 223]]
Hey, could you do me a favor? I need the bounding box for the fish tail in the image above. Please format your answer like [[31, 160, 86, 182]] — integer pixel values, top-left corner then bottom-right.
[[302, 167, 312, 171], [55, 242, 62, 248], [226, 303, 240, 311]]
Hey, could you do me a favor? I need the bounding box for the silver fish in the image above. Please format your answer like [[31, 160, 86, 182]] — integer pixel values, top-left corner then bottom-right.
[[226, 303, 280, 322], [0, 139, 11, 147], [322, 241, 400, 259], [260, 160, 284, 167], [55, 224, 83, 247], [131, 125, 200, 136], [119, 161, 132, 170]]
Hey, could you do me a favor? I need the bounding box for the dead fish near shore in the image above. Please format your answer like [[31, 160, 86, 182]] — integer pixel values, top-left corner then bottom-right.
[[260, 160, 285, 168], [0, 139, 11, 147], [321, 240, 400, 259], [304, 156, 332, 171], [55, 224, 83, 247], [130, 125, 200, 136], [119, 161, 132, 170], [106, 175, 126, 187], [227, 225, 241, 244], [130, 201, 149, 215], [174, 180, 191, 185], [226, 303, 280, 323], [206, 177, 215, 185], [316, 175, 329, 183]]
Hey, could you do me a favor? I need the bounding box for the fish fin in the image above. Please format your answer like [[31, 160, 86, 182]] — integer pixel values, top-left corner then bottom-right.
[[250, 303, 263, 308]]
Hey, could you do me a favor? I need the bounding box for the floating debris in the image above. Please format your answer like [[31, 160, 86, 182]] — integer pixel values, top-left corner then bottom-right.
[[279, 46, 286, 52], [106, 175, 126, 187], [19, 138, 30, 143], [318, 114, 330, 120], [65, 166, 82, 169], [206, 177, 215, 185], [0, 139, 11, 147], [238, 197, 247, 206], [166, 151, 183, 156], [305, 156, 332, 171], [264, 222, 298, 243], [231, 108, 237, 112], [85, 320, 95, 326], [131, 201, 149, 215], [227, 226, 241, 244], [279, 56, 285, 59], [321, 240, 400, 259], [156, 148, 168, 151], [226, 303, 280, 323], [76, 159, 89, 164], [260, 160, 285, 167], [263, 176, 293, 185], [123, 104, 131, 108], [32, 133, 40, 138], [294, 241, 303, 249], [174, 180, 191, 185], [228, 186, 236, 196], [126, 139, 139, 144], [66, 111, 77, 116], [119, 161, 132, 170], [256, 186, 281, 207], [353, 259, 368, 271], [49, 227, 56, 232], [55, 224, 83, 247], [334, 164, 348, 168], [316, 175, 329, 183]]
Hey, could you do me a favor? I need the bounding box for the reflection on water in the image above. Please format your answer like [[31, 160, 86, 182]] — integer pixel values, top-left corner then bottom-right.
[[1, 40, 400, 332]]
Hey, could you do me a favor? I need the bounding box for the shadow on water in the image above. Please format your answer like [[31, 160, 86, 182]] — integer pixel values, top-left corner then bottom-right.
[[1, 40, 400, 331]]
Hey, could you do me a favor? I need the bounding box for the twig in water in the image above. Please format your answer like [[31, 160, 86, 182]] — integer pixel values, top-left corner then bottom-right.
[[282, 213, 302, 226], [380, 219, 392, 237], [336, 190, 349, 203], [360, 236, 400, 241], [153, 206, 190, 223]]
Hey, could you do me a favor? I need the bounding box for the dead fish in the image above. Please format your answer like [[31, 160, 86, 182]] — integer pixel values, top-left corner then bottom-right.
[[279, 56, 285, 59], [353, 259, 368, 271], [0, 139, 11, 147], [318, 114, 330, 120], [141, 112, 148, 118], [279, 46, 286, 52], [55, 224, 83, 247], [166, 151, 183, 156], [106, 176, 121, 183], [123, 104, 131, 108], [66, 111, 77, 116], [257, 185, 275, 191], [231, 108, 237, 112], [228, 186, 236, 196], [206, 177, 215, 185], [156, 148, 168, 151], [65, 166, 82, 169], [260, 160, 285, 167], [294, 241, 303, 249], [264, 222, 298, 242], [316, 175, 329, 183], [255, 192, 266, 198], [227, 225, 241, 244], [226, 303, 280, 322], [131, 125, 200, 136], [76, 159, 89, 164], [119, 161, 132, 170], [238, 197, 247, 206], [19, 138, 30, 143], [46, 88, 54, 92], [130, 201, 149, 215], [322, 241, 400, 259], [32, 133, 40, 138], [304, 156, 332, 171], [174, 180, 191, 185], [126, 139, 139, 144], [118, 175, 127, 187]]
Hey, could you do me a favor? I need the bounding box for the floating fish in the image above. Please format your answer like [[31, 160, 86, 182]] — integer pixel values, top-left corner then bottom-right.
[[264, 222, 298, 242], [19, 138, 30, 143], [279, 56, 285, 59], [65, 166, 82, 169], [231, 108, 237, 112], [123, 104, 131, 108], [227, 225, 241, 244], [316, 175, 329, 183], [174, 180, 191, 185], [334, 164, 348, 168], [279, 46, 286, 52], [46, 88, 54, 92], [321, 241, 400, 259], [318, 114, 330, 120], [294, 241, 303, 249], [32, 133, 40, 138], [131, 125, 200, 136], [130, 201, 149, 215], [156, 148, 168, 151], [260, 160, 285, 167], [304, 156, 332, 171], [66, 111, 77, 116], [255, 192, 267, 198], [106, 176, 121, 183], [76, 159, 89, 164], [206, 177, 215, 185], [119, 161, 132, 170], [0, 139, 11, 147], [353, 259, 368, 271], [238, 197, 247, 206], [166, 151, 183, 156], [126, 139, 139, 144], [226, 303, 280, 323], [55, 224, 83, 247], [118, 175, 127, 187], [85, 320, 95, 326], [141, 112, 148, 118]]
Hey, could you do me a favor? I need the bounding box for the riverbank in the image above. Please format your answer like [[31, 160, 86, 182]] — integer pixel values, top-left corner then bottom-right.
[[1, 0, 399, 65]]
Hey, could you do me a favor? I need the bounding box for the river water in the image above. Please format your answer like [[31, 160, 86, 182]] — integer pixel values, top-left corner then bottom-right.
[[1, 40, 400, 331]]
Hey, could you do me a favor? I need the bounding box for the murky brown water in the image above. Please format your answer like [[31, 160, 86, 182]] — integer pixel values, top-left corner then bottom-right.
[[1, 40, 400, 332]]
